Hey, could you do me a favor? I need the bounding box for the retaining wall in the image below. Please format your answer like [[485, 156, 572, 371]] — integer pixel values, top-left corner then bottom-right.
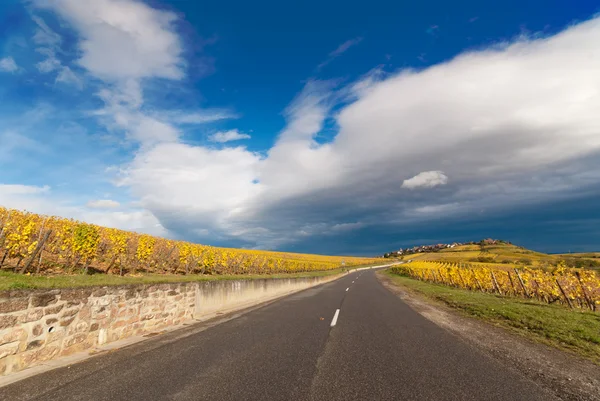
[[0, 273, 342, 376]]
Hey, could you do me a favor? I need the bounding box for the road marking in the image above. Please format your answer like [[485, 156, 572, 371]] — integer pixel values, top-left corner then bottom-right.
[[330, 309, 340, 327], [346, 287, 349, 292], [352, 281, 354, 283]]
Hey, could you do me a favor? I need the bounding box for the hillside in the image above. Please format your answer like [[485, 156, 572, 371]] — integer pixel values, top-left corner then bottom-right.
[[398, 243, 600, 270], [0, 206, 380, 279]]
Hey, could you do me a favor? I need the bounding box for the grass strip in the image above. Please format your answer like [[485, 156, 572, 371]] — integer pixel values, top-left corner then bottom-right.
[[384, 270, 600, 363], [0, 263, 384, 291]]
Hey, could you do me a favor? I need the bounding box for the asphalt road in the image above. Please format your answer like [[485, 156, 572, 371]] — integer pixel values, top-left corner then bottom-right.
[[0, 269, 558, 401]]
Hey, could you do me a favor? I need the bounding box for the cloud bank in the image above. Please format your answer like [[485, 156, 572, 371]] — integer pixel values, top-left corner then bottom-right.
[[17, 1, 600, 252]]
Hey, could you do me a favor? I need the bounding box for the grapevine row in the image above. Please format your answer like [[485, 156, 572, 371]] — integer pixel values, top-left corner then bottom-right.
[[0, 207, 379, 276], [390, 260, 600, 311]]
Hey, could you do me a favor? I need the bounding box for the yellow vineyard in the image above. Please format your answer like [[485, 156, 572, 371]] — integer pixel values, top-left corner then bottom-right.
[[391, 261, 600, 311], [0, 207, 379, 276]]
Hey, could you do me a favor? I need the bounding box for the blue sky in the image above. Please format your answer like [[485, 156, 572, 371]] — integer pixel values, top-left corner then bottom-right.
[[1, 0, 600, 255]]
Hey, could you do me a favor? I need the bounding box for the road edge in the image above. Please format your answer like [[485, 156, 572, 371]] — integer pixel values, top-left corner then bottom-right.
[[0, 267, 377, 389], [376, 270, 600, 401]]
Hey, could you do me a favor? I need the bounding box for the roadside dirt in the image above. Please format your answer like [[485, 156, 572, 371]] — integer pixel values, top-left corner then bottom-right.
[[377, 271, 600, 401]]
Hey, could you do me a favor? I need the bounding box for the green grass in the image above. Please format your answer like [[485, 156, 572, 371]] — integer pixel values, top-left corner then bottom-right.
[[0, 266, 368, 291], [384, 270, 600, 363]]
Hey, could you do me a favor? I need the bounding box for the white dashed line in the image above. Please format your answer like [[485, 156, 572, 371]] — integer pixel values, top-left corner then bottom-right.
[[330, 309, 340, 327], [346, 287, 349, 292]]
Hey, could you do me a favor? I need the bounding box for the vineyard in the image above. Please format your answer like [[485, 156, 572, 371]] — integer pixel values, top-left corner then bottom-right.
[[0, 207, 380, 277], [391, 261, 600, 311]]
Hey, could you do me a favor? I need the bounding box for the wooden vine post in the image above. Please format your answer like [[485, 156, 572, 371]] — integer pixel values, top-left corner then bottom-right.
[[491, 271, 503, 295], [556, 279, 574, 309], [514, 268, 530, 298], [575, 271, 595, 311], [507, 271, 517, 295], [21, 230, 52, 274], [471, 270, 484, 292]]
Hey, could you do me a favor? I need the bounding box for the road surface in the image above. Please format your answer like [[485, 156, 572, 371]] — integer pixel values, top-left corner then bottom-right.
[[0, 268, 558, 401]]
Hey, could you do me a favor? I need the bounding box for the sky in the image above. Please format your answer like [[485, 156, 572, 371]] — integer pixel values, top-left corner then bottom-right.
[[1, 0, 600, 256]]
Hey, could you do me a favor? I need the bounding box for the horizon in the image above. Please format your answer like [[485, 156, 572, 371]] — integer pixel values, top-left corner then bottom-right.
[[1, 0, 600, 255]]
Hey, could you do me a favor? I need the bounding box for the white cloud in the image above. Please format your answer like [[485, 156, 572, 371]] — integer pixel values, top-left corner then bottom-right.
[[34, 0, 183, 81], [402, 171, 448, 189], [170, 110, 239, 124], [55, 66, 84, 89], [36, 56, 60, 73], [0, 184, 50, 196], [32, 17, 62, 74], [32, 0, 194, 147], [32, 15, 61, 46], [0, 57, 18, 72], [330, 37, 363, 58], [209, 129, 251, 143], [86, 199, 120, 209], [317, 37, 363, 70], [0, 184, 165, 236], [19, 4, 600, 250], [118, 16, 600, 248]]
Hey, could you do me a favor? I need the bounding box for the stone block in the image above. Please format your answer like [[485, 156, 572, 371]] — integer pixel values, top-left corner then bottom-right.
[[18, 309, 44, 324], [0, 315, 18, 330], [0, 327, 26, 346], [0, 342, 19, 359], [61, 308, 79, 318], [36, 345, 60, 362], [69, 321, 88, 335], [63, 333, 86, 348], [32, 324, 43, 337], [31, 293, 57, 307], [25, 340, 44, 351], [60, 317, 75, 327], [60, 289, 92, 303], [44, 304, 64, 316], [0, 298, 29, 313], [78, 306, 91, 320], [111, 320, 127, 329], [61, 339, 93, 357]]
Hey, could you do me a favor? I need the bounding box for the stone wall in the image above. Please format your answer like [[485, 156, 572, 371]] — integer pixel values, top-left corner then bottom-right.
[[0, 271, 353, 377], [0, 283, 196, 376]]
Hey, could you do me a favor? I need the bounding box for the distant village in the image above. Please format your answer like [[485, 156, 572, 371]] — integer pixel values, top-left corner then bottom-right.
[[382, 239, 509, 258]]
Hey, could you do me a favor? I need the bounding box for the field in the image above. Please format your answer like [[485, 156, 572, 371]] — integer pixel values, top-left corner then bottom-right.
[[0, 206, 381, 282]]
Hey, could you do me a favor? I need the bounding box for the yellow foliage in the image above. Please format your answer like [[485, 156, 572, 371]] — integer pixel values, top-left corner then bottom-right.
[[391, 260, 600, 311], [0, 206, 382, 274]]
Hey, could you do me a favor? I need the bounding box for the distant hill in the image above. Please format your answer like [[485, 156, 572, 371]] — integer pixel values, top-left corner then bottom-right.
[[390, 242, 600, 270]]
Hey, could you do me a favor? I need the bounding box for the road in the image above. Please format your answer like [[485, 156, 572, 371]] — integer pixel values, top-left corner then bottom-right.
[[0, 268, 558, 401]]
